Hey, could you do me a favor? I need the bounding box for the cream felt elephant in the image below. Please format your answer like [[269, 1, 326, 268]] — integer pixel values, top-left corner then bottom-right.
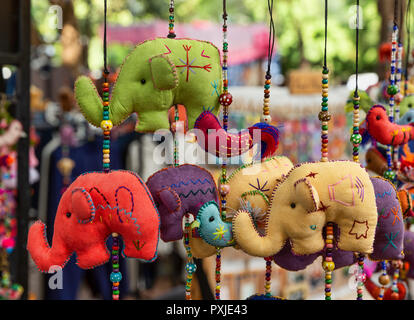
[[232, 161, 378, 257], [223, 156, 294, 215]]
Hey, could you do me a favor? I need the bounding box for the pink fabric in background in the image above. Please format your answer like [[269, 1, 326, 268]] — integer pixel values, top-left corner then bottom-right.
[[100, 20, 276, 66]]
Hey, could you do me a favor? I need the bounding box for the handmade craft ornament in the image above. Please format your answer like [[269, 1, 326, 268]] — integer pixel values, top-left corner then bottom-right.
[[193, 110, 280, 159], [273, 177, 404, 270], [365, 147, 388, 176], [369, 176, 404, 261], [232, 161, 378, 257], [223, 156, 293, 213], [27, 170, 160, 272], [364, 105, 414, 146], [364, 274, 406, 300], [75, 38, 222, 132], [397, 188, 413, 217], [0, 120, 26, 148], [146, 164, 219, 242], [192, 201, 233, 247]]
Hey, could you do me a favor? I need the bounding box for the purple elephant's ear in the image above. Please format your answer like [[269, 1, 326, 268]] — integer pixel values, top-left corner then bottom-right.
[[157, 187, 181, 214], [72, 188, 96, 223]]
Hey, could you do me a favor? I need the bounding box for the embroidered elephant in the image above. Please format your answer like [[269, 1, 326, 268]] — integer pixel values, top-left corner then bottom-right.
[[190, 157, 293, 248], [223, 156, 294, 215], [146, 164, 219, 242], [370, 176, 404, 261], [232, 161, 378, 257], [75, 38, 222, 133], [27, 170, 160, 272]]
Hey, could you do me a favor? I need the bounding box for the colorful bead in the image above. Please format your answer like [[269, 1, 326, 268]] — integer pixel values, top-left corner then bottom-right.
[[185, 262, 197, 274], [219, 93, 233, 107], [350, 133, 362, 144], [110, 272, 122, 283]]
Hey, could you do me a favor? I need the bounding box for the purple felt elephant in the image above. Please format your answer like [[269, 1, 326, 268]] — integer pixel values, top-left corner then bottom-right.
[[146, 164, 219, 242], [273, 224, 356, 271], [369, 176, 404, 261], [403, 231, 414, 279], [272, 176, 404, 271]]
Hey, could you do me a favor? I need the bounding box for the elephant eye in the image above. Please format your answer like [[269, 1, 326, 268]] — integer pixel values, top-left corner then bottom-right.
[[209, 216, 215, 222], [290, 203, 296, 209], [376, 115, 381, 120], [66, 212, 71, 218], [141, 79, 146, 84]]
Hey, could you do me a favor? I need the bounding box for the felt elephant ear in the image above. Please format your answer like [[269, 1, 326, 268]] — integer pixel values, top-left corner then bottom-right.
[[72, 188, 96, 223], [157, 187, 181, 214], [293, 178, 320, 213], [149, 54, 178, 90]]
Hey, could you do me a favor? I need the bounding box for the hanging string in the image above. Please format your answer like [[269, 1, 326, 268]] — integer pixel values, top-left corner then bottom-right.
[[384, 0, 400, 182], [167, 0, 176, 38], [262, 0, 275, 124], [216, 0, 233, 301], [405, 0, 412, 94], [349, 0, 365, 301], [100, 0, 121, 301], [394, 0, 404, 171], [319, 0, 334, 301], [319, 0, 331, 163], [378, 260, 388, 300]]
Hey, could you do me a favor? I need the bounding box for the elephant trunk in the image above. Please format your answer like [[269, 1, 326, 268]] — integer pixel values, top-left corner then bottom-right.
[[27, 221, 71, 273], [74, 75, 134, 127], [232, 210, 284, 257]]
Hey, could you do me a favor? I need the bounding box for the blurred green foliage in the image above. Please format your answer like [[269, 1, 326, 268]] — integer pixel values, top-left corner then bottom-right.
[[31, 0, 382, 83]]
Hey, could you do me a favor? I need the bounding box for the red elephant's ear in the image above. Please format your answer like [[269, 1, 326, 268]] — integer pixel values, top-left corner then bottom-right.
[[72, 188, 96, 223]]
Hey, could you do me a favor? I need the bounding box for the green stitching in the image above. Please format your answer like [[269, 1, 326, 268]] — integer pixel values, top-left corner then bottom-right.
[[240, 190, 270, 206]]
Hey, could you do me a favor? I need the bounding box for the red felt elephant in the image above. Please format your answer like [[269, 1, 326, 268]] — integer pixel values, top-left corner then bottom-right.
[[27, 170, 160, 272]]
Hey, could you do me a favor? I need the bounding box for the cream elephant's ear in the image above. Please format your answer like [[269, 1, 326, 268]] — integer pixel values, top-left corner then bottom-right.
[[149, 54, 179, 90], [293, 178, 320, 213]]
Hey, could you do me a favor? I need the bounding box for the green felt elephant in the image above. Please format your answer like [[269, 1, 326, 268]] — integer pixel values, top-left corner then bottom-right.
[[75, 38, 223, 132]]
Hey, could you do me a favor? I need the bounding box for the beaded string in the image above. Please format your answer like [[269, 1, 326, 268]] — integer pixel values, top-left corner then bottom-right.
[[183, 215, 195, 300], [384, 3, 400, 182], [261, 0, 276, 298], [349, 1, 365, 301], [319, 0, 331, 163], [167, 0, 176, 38], [99, 0, 121, 300], [404, 0, 412, 96], [378, 260, 388, 300], [319, 0, 334, 301], [391, 261, 401, 299], [322, 223, 334, 300], [264, 257, 272, 297], [394, 10, 404, 171], [216, 0, 232, 301], [262, 0, 275, 124]]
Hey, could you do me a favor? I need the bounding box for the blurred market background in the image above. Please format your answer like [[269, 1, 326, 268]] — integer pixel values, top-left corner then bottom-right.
[[0, 0, 413, 300]]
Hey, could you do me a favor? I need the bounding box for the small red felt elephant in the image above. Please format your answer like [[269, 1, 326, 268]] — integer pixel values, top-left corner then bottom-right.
[[27, 170, 160, 272]]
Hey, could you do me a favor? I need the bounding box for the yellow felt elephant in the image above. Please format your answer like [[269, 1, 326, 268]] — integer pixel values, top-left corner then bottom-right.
[[233, 160, 378, 257]]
